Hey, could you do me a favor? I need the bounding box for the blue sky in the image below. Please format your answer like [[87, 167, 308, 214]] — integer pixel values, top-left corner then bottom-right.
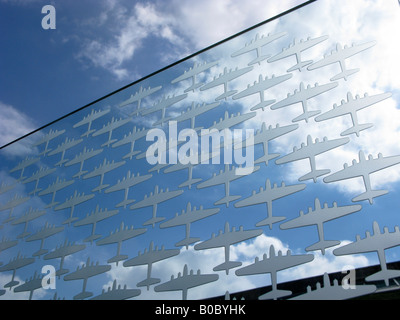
[[0, 0, 308, 144], [1, 0, 400, 300]]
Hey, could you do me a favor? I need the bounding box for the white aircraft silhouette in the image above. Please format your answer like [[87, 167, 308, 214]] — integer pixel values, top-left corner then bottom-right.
[[275, 135, 349, 182], [315, 92, 392, 137], [307, 41, 376, 81], [268, 35, 329, 72], [323, 151, 400, 204]]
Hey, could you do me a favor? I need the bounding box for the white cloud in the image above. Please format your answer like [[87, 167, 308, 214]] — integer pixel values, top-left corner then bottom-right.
[[0, 101, 39, 157]]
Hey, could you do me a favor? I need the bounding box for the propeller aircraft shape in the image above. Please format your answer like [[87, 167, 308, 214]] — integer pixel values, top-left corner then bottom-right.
[[232, 73, 293, 111], [280, 198, 362, 254], [270, 81, 338, 123], [234, 179, 306, 229], [315, 91, 392, 137], [195, 221, 263, 274], [235, 245, 314, 300], [307, 41, 376, 81], [323, 151, 400, 204], [275, 135, 349, 182], [333, 221, 400, 286], [231, 32, 287, 66], [268, 35, 329, 72]]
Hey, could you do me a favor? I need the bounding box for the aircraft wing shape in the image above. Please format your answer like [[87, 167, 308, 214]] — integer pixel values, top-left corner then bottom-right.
[[280, 200, 362, 229], [171, 61, 219, 83], [324, 152, 400, 183], [233, 74, 292, 100], [130, 187, 183, 210], [140, 94, 187, 116], [276, 136, 349, 164], [160, 206, 220, 228], [197, 168, 238, 189], [268, 35, 329, 61], [195, 224, 262, 250], [308, 41, 376, 70], [334, 222, 400, 255], [200, 66, 253, 90], [315, 92, 392, 121], [235, 246, 314, 275], [173, 102, 220, 123], [234, 180, 306, 207], [119, 85, 162, 108], [231, 32, 286, 57]]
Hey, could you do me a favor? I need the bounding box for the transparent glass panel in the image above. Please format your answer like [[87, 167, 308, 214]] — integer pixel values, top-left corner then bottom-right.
[[1, 0, 399, 300]]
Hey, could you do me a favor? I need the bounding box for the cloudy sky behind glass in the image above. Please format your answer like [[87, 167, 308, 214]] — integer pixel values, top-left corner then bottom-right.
[[1, 0, 400, 300], [0, 0, 307, 147]]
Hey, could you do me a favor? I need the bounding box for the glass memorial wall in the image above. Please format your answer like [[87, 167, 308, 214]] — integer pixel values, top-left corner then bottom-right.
[[0, 0, 399, 300]]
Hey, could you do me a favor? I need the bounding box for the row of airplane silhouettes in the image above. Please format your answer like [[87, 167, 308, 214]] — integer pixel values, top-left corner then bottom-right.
[[1, 219, 399, 300], [6, 110, 399, 225]]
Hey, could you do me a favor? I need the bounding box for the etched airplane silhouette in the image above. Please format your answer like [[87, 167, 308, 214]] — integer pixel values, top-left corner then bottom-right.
[[123, 241, 180, 290], [23, 166, 56, 195], [33, 128, 65, 156], [160, 202, 220, 249], [195, 221, 263, 274], [38, 177, 75, 208], [64, 257, 111, 300], [200, 66, 254, 101], [200, 110, 256, 135], [154, 264, 219, 300], [104, 170, 152, 208], [231, 32, 287, 66], [315, 92, 392, 137], [9, 156, 39, 181], [323, 151, 400, 204], [43, 239, 86, 277], [13, 270, 45, 300], [280, 198, 362, 254], [140, 93, 188, 126], [232, 73, 293, 111], [235, 122, 298, 166], [275, 135, 349, 182], [167, 101, 220, 131], [270, 81, 338, 123], [234, 179, 306, 229], [90, 279, 141, 300], [64, 146, 103, 178], [333, 221, 400, 286], [96, 221, 147, 265], [307, 41, 376, 81], [197, 164, 260, 207], [47, 137, 83, 166], [0, 193, 30, 223], [111, 126, 148, 160], [119, 85, 162, 115], [92, 116, 132, 147], [290, 272, 376, 300], [25, 222, 64, 257], [54, 190, 95, 226], [268, 35, 329, 72], [171, 60, 219, 92], [73, 108, 110, 138], [74, 205, 119, 243], [0, 252, 35, 290], [11, 207, 46, 239], [235, 245, 314, 300], [83, 158, 126, 193], [130, 185, 183, 227]]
